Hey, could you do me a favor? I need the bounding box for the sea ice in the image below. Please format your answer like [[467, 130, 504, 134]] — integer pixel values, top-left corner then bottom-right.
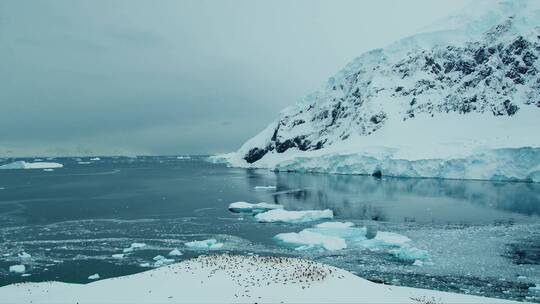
[[123, 242, 146, 253], [88, 273, 100, 280], [362, 231, 411, 248], [17, 252, 31, 259], [391, 246, 430, 261], [228, 201, 283, 214], [90, 157, 101, 161], [0, 161, 63, 170], [530, 284, 540, 292], [254, 186, 277, 191], [153, 255, 175, 267], [43, 168, 54, 172], [254, 209, 333, 223], [112, 254, 125, 259], [274, 230, 347, 251], [9, 265, 25, 274], [78, 161, 91, 165], [184, 239, 224, 250], [168, 249, 183, 256], [314, 222, 354, 228]]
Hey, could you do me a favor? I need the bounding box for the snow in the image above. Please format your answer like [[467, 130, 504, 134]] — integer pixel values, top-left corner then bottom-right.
[[184, 239, 224, 250], [9, 265, 25, 274], [228, 201, 283, 214], [0, 161, 63, 170], [88, 273, 100, 280], [0, 254, 520, 303], [254, 209, 334, 223], [168, 249, 183, 256], [217, 0, 540, 183]]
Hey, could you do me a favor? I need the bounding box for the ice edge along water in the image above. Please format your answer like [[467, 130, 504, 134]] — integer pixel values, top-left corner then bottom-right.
[[213, 0, 540, 183], [0, 254, 523, 304]]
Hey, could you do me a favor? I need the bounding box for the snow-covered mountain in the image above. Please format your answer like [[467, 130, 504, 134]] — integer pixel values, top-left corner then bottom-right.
[[219, 0, 540, 182]]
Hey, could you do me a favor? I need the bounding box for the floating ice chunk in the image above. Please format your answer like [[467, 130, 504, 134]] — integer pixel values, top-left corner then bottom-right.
[[274, 230, 347, 251], [314, 222, 354, 229], [0, 161, 63, 170], [228, 201, 283, 214], [112, 254, 125, 259], [139, 263, 151, 267], [185, 239, 224, 250], [153, 255, 174, 267], [18, 252, 31, 259], [123, 242, 146, 253], [392, 246, 429, 261], [88, 273, 100, 280], [90, 157, 101, 161], [254, 186, 277, 191], [176, 156, 191, 160], [530, 284, 540, 292], [168, 249, 183, 256], [363, 231, 411, 249], [255, 209, 333, 223], [78, 161, 91, 165], [413, 260, 424, 267], [21, 274, 31, 277], [43, 168, 54, 172], [9, 265, 25, 273]]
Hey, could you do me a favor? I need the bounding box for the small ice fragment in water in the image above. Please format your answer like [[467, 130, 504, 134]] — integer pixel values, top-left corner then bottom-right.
[[123, 242, 146, 253], [413, 260, 424, 267], [153, 255, 174, 267], [0, 161, 63, 170], [9, 265, 25, 273], [228, 201, 283, 214], [21, 274, 31, 277], [168, 249, 183, 256], [88, 273, 100, 280], [255, 209, 333, 223], [112, 254, 124, 259], [314, 222, 354, 229], [78, 161, 91, 165], [185, 239, 224, 250], [254, 186, 277, 191], [43, 168, 54, 172], [274, 230, 347, 251], [90, 157, 101, 161], [18, 252, 31, 259], [139, 263, 151, 267]]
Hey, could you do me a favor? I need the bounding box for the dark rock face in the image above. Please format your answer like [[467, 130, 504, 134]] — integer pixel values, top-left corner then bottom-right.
[[242, 18, 540, 163]]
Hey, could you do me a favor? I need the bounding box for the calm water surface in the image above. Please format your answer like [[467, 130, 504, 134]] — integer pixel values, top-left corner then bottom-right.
[[0, 156, 539, 302]]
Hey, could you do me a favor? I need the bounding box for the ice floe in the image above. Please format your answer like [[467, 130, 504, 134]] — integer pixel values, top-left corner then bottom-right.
[[530, 284, 540, 292], [254, 186, 277, 191], [153, 255, 175, 267], [0, 161, 63, 170], [123, 242, 146, 253], [43, 168, 54, 172], [18, 252, 31, 259], [184, 239, 224, 250], [254, 209, 333, 223], [168, 249, 183, 256], [88, 273, 100, 280], [274, 230, 347, 251], [90, 157, 101, 161], [9, 265, 25, 274], [111, 254, 125, 259], [228, 201, 283, 214]]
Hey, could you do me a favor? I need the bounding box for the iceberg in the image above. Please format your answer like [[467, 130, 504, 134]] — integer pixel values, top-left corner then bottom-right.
[[254, 186, 277, 191], [254, 209, 333, 223], [0, 161, 63, 170], [88, 273, 100, 280], [153, 255, 175, 267], [228, 201, 283, 214], [184, 239, 224, 250], [168, 249, 183, 256], [274, 230, 347, 251], [9, 265, 25, 274]]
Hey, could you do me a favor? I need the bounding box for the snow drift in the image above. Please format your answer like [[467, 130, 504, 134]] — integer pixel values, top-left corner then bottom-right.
[[217, 0, 540, 182]]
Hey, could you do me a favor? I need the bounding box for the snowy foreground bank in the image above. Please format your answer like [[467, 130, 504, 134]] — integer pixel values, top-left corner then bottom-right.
[[0, 254, 522, 304]]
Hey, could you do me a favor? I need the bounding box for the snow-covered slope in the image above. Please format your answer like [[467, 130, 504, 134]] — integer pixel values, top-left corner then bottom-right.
[[219, 0, 540, 182], [0, 254, 522, 303]]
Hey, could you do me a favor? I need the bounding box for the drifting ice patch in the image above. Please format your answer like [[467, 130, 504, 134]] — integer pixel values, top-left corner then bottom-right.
[[43, 168, 54, 172], [112, 254, 125, 259], [18, 252, 31, 259], [255, 209, 334, 223], [274, 230, 347, 251], [274, 222, 367, 251], [153, 255, 175, 267], [228, 201, 283, 214], [185, 239, 224, 250], [78, 161, 91, 165], [88, 273, 100, 280], [0, 161, 63, 170], [123, 242, 146, 253], [254, 186, 277, 191], [363, 231, 411, 248], [530, 284, 540, 292], [90, 157, 101, 161], [9, 265, 25, 274], [168, 249, 183, 256]]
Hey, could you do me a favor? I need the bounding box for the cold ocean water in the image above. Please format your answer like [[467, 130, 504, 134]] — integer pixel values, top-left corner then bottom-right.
[[0, 156, 539, 302]]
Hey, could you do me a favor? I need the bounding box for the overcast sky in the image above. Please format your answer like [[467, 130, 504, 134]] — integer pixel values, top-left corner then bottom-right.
[[0, 0, 470, 156]]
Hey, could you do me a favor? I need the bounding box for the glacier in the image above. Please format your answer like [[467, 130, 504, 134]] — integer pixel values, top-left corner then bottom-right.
[[214, 0, 540, 183]]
